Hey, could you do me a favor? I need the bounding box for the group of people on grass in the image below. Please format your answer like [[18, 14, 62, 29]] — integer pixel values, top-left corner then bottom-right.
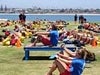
[[25, 23, 96, 75], [0, 15, 67, 47], [29, 23, 99, 48], [0, 12, 96, 75], [63, 29, 98, 47], [19, 13, 97, 75], [83, 22, 100, 33]]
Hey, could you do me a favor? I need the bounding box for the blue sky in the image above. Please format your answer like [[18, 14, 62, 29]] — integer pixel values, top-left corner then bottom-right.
[[0, 0, 100, 9]]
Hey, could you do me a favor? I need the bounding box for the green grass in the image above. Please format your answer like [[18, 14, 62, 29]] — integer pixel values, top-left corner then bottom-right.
[[0, 44, 100, 75], [0, 22, 100, 75], [0, 46, 58, 75]]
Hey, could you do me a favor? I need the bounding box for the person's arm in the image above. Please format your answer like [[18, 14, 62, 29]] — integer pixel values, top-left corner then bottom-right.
[[64, 48, 76, 57], [61, 44, 76, 57], [58, 56, 72, 64], [36, 32, 50, 35], [57, 53, 73, 60], [58, 30, 66, 34]]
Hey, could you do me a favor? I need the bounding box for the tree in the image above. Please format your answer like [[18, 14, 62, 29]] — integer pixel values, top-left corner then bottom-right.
[[0, 5, 3, 11]]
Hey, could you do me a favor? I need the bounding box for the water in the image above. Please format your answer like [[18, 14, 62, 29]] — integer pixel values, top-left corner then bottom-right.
[[0, 13, 100, 22]]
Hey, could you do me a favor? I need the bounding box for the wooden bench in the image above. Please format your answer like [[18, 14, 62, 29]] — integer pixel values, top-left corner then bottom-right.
[[23, 44, 77, 60]]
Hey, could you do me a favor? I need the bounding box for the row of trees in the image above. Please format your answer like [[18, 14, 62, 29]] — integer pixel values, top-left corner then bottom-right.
[[26, 8, 100, 14], [0, 5, 100, 14]]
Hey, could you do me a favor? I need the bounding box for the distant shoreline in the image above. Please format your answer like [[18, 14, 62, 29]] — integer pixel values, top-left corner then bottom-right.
[[0, 13, 100, 22], [0, 13, 100, 15]]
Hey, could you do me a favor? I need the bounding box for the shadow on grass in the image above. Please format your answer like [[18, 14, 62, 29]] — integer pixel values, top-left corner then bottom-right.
[[85, 66, 91, 68], [23, 56, 54, 60]]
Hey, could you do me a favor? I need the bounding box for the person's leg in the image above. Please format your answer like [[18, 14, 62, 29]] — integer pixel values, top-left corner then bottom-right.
[[55, 59, 70, 74], [38, 35, 51, 46], [26, 36, 38, 47], [27, 35, 51, 47], [60, 44, 70, 57], [46, 61, 57, 75], [46, 59, 70, 75], [59, 50, 69, 57], [26, 35, 40, 47]]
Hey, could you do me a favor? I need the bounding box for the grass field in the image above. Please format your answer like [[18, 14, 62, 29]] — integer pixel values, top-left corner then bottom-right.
[[0, 22, 100, 75]]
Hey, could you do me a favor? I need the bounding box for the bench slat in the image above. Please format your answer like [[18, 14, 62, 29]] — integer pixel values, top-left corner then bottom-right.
[[23, 44, 77, 60]]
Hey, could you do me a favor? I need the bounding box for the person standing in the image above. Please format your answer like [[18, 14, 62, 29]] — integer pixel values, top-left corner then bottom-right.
[[19, 11, 26, 25], [74, 14, 77, 24], [79, 15, 84, 24]]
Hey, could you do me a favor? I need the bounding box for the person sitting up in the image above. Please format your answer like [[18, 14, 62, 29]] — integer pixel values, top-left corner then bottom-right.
[[27, 24, 60, 47], [5, 29, 10, 38], [10, 34, 17, 46], [46, 45, 95, 75]]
